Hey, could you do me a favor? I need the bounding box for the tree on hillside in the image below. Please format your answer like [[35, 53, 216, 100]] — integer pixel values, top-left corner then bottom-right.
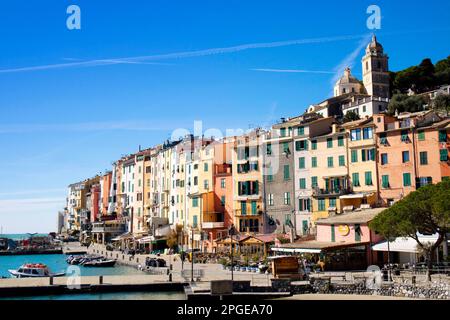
[[387, 93, 428, 115], [432, 94, 450, 116], [435, 56, 450, 85], [342, 110, 360, 123], [369, 180, 450, 281]]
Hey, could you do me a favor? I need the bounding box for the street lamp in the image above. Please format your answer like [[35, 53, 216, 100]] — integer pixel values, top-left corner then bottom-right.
[[228, 224, 237, 281]]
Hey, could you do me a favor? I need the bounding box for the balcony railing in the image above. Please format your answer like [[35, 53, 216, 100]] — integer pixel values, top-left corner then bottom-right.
[[202, 222, 225, 229], [312, 187, 351, 197]]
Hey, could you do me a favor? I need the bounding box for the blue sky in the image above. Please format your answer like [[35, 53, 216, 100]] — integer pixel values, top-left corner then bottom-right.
[[0, 0, 449, 233]]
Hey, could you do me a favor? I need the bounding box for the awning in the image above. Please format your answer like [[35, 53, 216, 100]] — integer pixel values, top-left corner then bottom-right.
[[111, 232, 133, 241], [340, 193, 374, 199], [272, 247, 322, 254], [138, 236, 155, 244], [372, 234, 441, 253]]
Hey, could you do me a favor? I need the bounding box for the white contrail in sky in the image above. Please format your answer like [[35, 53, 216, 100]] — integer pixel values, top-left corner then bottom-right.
[[251, 68, 335, 74], [0, 33, 369, 74]]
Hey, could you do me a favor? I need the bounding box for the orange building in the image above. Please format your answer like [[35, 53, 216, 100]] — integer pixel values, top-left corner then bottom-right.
[[100, 171, 112, 217], [375, 111, 450, 205]]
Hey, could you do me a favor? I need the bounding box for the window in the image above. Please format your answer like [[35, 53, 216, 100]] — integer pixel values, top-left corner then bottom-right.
[[221, 178, 226, 188], [401, 130, 409, 142], [280, 127, 286, 137], [311, 176, 318, 188], [267, 167, 273, 182], [417, 177, 432, 188], [338, 135, 344, 147], [365, 172, 373, 185], [251, 201, 257, 214], [241, 202, 247, 215], [194, 176, 198, 185], [268, 194, 274, 206], [299, 178, 306, 189], [284, 192, 291, 205], [352, 173, 360, 187], [192, 197, 199, 207], [363, 127, 373, 140], [402, 151, 410, 163], [439, 130, 447, 142], [379, 132, 388, 145], [193, 215, 198, 228], [204, 163, 208, 172], [329, 198, 336, 208], [295, 140, 308, 151], [297, 126, 305, 136], [327, 157, 334, 168], [283, 142, 290, 153], [311, 140, 317, 150], [283, 165, 290, 180], [403, 173, 412, 187], [331, 224, 335, 242], [351, 129, 361, 141], [351, 150, 358, 163], [381, 153, 388, 165], [355, 224, 361, 242], [204, 180, 209, 189], [299, 199, 311, 212], [418, 130, 425, 141], [312, 157, 317, 168], [299, 157, 305, 169], [339, 155, 345, 167], [382, 175, 390, 189], [361, 148, 376, 162], [362, 105, 367, 113], [419, 151, 428, 165], [266, 143, 272, 155], [318, 199, 325, 211], [327, 138, 333, 148], [440, 149, 448, 162]]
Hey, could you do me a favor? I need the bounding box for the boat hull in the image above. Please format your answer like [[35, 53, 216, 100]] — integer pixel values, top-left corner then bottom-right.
[[8, 270, 66, 278]]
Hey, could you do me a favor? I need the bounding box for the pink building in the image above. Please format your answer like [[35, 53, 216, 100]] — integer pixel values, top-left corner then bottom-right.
[[274, 208, 385, 270]]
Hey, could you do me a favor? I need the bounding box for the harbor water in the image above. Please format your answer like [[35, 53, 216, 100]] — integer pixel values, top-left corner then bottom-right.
[[1, 291, 186, 300]]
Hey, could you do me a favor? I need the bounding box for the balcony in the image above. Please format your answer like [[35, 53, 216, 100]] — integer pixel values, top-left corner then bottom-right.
[[312, 186, 351, 197], [202, 222, 225, 229]]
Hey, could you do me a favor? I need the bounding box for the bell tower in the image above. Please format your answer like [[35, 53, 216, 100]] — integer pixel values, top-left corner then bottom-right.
[[362, 35, 390, 98]]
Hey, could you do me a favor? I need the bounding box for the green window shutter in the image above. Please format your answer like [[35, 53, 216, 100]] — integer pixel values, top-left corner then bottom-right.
[[351, 150, 358, 163], [283, 165, 290, 180], [440, 149, 448, 162], [338, 135, 344, 147], [418, 130, 425, 141], [339, 155, 345, 166], [312, 157, 317, 168], [299, 178, 306, 189], [327, 156, 333, 168], [221, 196, 225, 206], [318, 199, 325, 211], [299, 157, 305, 169], [403, 173, 411, 187], [251, 201, 257, 215], [365, 171, 373, 185], [298, 126, 304, 136], [327, 138, 333, 148], [305, 140, 308, 150], [439, 130, 447, 142], [382, 175, 389, 188], [283, 142, 290, 153], [311, 176, 318, 188], [352, 173, 360, 187], [280, 128, 286, 137], [331, 224, 335, 242], [420, 152, 428, 165], [241, 202, 247, 215], [311, 140, 317, 150], [329, 198, 336, 207], [193, 215, 198, 228], [298, 199, 304, 211]]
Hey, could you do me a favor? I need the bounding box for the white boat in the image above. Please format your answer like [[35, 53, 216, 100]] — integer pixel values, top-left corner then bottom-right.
[[8, 263, 66, 278]]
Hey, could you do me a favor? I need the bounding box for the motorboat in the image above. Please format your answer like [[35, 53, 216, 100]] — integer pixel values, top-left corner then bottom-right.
[[8, 263, 65, 278], [82, 259, 116, 267]]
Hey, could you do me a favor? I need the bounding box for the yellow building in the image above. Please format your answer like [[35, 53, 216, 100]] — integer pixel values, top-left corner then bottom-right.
[[310, 124, 349, 221], [341, 118, 378, 209], [232, 130, 265, 234]]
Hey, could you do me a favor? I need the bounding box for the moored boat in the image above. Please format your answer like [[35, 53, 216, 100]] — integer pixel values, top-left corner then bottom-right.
[[8, 263, 65, 278], [83, 259, 116, 267]]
